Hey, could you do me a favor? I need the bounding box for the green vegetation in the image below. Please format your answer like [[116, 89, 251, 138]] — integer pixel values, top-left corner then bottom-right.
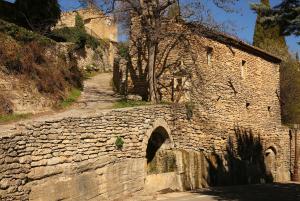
[[83, 69, 99, 79], [115, 136, 124, 149], [113, 99, 150, 108], [50, 14, 101, 50], [0, 19, 54, 45], [117, 42, 129, 58], [280, 58, 300, 123], [0, 19, 83, 100], [253, 0, 288, 58], [252, 0, 300, 124], [58, 88, 82, 109], [252, 0, 300, 39], [0, 113, 32, 124]]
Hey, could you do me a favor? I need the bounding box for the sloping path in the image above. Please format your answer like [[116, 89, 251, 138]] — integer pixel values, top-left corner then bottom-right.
[[0, 73, 121, 128], [73, 72, 121, 111]]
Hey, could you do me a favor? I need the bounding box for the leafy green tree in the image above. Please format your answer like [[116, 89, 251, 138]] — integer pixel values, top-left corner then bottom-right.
[[15, 0, 61, 34], [75, 13, 85, 31], [252, 0, 300, 39], [280, 58, 300, 123], [253, 0, 289, 58], [74, 13, 87, 49]]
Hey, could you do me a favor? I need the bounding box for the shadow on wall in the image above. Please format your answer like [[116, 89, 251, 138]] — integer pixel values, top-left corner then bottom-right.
[[207, 127, 274, 186]]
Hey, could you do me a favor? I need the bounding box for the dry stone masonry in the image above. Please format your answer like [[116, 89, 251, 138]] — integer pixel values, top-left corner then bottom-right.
[[0, 20, 297, 201]]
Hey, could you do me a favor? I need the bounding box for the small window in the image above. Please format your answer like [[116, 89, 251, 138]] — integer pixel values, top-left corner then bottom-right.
[[241, 60, 246, 79], [207, 47, 213, 65]]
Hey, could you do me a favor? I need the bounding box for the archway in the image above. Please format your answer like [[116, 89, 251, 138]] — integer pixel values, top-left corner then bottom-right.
[[146, 126, 172, 163], [143, 121, 179, 192], [265, 146, 277, 181]]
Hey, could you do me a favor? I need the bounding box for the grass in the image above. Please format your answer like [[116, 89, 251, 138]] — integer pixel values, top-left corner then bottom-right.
[[0, 19, 54, 45], [83, 70, 99, 80], [114, 99, 150, 109], [58, 88, 82, 109], [0, 113, 32, 123]]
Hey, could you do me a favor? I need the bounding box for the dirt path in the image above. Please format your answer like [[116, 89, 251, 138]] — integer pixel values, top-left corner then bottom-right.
[[0, 73, 121, 127], [72, 72, 121, 112]]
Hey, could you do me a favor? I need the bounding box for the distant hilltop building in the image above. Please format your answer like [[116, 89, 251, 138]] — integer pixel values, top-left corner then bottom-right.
[[56, 7, 118, 72], [56, 7, 118, 42]]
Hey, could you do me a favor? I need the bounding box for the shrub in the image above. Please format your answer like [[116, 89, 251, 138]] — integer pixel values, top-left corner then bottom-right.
[[0, 19, 54, 44], [50, 27, 101, 50], [50, 14, 100, 50], [0, 33, 83, 100], [115, 136, 124, 149]]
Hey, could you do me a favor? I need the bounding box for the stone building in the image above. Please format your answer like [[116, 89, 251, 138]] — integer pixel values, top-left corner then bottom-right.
[[118, 20, 293, 182], [56, 8, 118, 71], [0, 17, 298, 201]]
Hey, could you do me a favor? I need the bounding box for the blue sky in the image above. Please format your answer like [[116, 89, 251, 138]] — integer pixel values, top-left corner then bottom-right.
[[205, 0, 299, 55], [5, 0, 299, 55]]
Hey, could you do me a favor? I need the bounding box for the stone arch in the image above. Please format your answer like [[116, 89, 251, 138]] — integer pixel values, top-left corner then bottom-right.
[[143, 119, 179, 192], [264, 146, 277, 181], [142, 118, 173, 157]]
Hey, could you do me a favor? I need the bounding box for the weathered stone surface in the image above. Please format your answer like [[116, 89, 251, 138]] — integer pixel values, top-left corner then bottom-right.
[[0, 27, 294, 200]]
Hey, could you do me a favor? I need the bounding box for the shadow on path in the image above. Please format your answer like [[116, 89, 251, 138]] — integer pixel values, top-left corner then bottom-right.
[[194, 183, 300, 201]]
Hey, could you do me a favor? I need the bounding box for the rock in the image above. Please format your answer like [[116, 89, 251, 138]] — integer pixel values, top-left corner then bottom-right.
[[127, 95, 143, 101]]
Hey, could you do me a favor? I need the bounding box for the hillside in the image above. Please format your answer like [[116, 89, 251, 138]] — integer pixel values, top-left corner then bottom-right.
[[0, 19, 83, 117]]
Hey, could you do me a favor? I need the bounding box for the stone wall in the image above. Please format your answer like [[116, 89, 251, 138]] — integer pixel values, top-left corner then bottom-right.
[[0, 103, 291, 200], [58, 42, 115, 72], [56, 8, 118, 43], [0, 72, 54, 115], [0, 106, 176, 200], [126, 20, 292, 181]]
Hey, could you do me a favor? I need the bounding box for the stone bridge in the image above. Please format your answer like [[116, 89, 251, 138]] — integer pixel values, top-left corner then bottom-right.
[[0, 105, 291, 201]]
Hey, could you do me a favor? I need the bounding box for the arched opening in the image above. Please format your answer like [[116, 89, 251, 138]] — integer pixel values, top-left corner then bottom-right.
[[265, 146, 277, 181], [146, 126, 171, 163], [145, 126, 176, 176], [144, 125, 179, 192]]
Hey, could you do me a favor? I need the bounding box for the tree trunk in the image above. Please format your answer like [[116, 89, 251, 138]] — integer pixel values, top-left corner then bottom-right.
[[293, 126, 299, 181], [148, 43, 157, 103]]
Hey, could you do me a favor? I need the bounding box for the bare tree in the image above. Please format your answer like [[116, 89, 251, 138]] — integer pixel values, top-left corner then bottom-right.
[[81, 0, 239, 102]]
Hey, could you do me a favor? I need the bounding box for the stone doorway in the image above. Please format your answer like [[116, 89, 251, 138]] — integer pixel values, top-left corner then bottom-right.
[[265, 147, 277, 181], [144, 126, 179, 192], [146, 126, 175, 173]]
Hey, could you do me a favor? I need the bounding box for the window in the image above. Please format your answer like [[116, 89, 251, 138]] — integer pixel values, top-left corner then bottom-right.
[[241, 60, 246, 79], [207, 47, 213, 65]]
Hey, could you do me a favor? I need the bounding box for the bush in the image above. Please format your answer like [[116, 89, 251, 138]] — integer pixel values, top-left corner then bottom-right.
[[50, 27, 101, 50], [50, 14, 100, 50], [0, 19, 54, 44], [115, 136, 124, 149], [0, 32, 83, 100]]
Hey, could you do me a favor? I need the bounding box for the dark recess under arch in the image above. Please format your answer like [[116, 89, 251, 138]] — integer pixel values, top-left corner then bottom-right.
[[146, 126, 170, 163]]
